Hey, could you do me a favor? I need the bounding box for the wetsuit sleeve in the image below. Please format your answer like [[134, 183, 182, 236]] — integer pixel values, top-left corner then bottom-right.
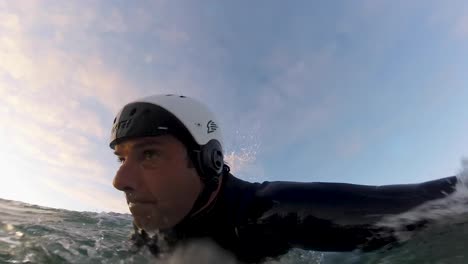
[[236, 176, 458, 256]]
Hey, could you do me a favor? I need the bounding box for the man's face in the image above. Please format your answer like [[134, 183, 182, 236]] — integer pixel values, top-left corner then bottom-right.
[[112, 135, 203, 231]]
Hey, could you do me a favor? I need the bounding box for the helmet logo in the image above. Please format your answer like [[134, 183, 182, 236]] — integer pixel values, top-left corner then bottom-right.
[[112, 119, 133, 134], [207, 120, 218, 134]]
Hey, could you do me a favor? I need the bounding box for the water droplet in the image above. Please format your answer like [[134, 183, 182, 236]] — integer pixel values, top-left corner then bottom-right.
[[4, 223, 14, 231]]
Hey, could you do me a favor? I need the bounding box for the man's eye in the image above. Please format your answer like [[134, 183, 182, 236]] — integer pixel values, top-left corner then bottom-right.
[[143, 150, 159, 160]]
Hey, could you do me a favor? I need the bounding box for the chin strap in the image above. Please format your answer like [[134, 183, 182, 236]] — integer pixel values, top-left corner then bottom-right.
[[185, 164, 230, 219]]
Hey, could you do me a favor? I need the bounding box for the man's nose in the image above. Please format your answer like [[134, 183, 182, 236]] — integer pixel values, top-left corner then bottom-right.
[[113, 160, 139, 192]]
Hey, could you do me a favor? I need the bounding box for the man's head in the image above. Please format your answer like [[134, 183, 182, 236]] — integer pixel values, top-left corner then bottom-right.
[[110, 94, 224, 231]]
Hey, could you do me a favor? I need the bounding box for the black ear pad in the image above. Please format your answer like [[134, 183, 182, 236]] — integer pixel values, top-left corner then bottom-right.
[[200, 139, 224, 177]]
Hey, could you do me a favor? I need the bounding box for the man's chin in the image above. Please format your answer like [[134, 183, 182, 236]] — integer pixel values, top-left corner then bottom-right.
[[132, 213, 173, 232]]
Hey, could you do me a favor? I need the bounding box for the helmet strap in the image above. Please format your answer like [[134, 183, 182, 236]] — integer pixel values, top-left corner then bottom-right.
[[185, 147, 227, 218]]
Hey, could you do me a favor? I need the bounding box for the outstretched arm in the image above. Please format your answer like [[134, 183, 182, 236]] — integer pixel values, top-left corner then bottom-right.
[[237, 176, 458, 257]]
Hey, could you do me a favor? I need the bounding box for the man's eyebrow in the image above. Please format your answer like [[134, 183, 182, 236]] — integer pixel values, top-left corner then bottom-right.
[[113, 139, 164, 156], [133, 140, 164, 150]]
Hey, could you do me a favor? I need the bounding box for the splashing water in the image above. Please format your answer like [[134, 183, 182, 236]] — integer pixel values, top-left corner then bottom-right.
[[0, 198, 323, 264], [373, 160, 468, 242], [224, 129, 265, 182]]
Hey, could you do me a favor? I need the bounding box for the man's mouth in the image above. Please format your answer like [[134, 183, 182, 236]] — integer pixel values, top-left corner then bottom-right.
[[128, 201, 157, 216], [128, 200, 155, 205], [128, 200, 157, 208]]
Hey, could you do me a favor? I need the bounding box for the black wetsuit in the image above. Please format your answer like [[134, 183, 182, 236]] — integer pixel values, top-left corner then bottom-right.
[[133, 170, 458, 263]]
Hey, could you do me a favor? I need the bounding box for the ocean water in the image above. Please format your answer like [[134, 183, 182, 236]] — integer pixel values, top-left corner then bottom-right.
[[1, 169, 468, 264]]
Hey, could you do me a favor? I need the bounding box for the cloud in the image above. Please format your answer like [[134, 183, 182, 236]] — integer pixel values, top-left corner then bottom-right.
[[0, 11, 21, 34], [101, 8, 128, 33], [0, 2, 147, 211], [238, 47, 339, 155], [2, 114, 109, 185], [41, 177, 128, 213], [454, 15, 468, 38], [0, 0, 229, 211], [158, 26, 190, 45], [335, 134, 364, 158], [144, 54, 154, 64], [0, 38, 34, 80]]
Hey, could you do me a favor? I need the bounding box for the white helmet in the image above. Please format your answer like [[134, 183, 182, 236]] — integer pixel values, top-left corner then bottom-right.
[[110, 94, 225, 177]]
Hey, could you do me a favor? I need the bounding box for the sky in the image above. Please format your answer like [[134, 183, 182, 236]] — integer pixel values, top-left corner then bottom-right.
[[0, 0, 467, 213]]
